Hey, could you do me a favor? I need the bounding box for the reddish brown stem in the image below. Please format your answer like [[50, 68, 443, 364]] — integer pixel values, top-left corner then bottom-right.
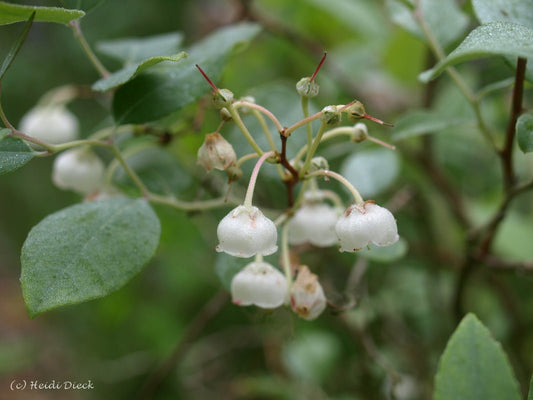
[[195, 64, 218, 92], [500, 57, 526, 192], [310, 52, 327, 82], [279, 134, 299, 207]]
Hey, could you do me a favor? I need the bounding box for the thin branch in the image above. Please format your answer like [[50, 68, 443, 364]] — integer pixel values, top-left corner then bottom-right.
[[69, 20, 110, 78], [135, 290, 229, 400], [500, 57, 527, 192]]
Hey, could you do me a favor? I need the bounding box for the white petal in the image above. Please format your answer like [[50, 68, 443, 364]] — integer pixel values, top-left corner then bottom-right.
[[217, 205, 278, 258], [52, 148, 105, 194], [231, 262, 288, 309]]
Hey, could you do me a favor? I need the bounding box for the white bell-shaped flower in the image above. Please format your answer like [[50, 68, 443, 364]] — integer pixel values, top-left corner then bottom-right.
[[19, 106, 79, 148], [289, 203, 340, 247], [231, 261, 288, 309], [52, 147, 105, 195], [216, 205, 278, 258], [290, 266, 326, 320], [335, 202, 399, 252], [197, 132, 237, 172]]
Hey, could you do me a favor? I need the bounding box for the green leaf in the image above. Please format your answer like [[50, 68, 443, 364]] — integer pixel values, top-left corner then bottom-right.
[[60, 0, 105, 13], [304, 0, 387, 40], [386, 0, 469, 47], [112, 145, 192, 195], [472, 0, 533, 27], [0, 129, 34, 175], [340, 148, 399, 198], [112, 22, 261, 124], [283, 332, 341, 383], [433, 313, 521, 400], [0, 1, 84, 25], [92, 52, 187, 92], [516, 113, 533, 153], [421, 22, 533, 82], [528, 375, 533, 400], [96, 32, 184, 64], [358, 237, 408, 263], [392, 109, 471, 141], [0, 11, 34, 82], [20, 198, 161, 317]]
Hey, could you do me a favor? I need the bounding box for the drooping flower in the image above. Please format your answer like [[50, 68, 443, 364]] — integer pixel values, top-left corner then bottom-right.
[[19, 106, 79, 148], [335, 202, 399, 252], [52, 147, 105, 195], [290, 266, 326, 320], [289, 194, 340, 247], [216, 205, 278, 258], [231, 261, 288, 309]]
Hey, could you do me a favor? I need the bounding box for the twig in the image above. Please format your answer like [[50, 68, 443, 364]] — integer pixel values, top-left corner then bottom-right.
[[135, 290, 229, 400], [500, 57, 527, 192]]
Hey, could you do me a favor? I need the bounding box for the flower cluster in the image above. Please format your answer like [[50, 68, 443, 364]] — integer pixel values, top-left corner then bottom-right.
[[195, 62, 400, 321], [19, 104, 106, 197]]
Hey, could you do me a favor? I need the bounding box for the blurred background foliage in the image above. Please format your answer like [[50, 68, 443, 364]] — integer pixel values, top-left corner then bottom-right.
[[1, 0, 533, 399]]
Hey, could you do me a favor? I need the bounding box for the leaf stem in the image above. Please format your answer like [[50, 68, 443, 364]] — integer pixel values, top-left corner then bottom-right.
[[109, 144, 149, 196], [234, 100, 284, 133], [281, 222, 293, 290], [227, 104, 264, 155], [306, 168, 364, 205], [414, 2, 497, 149], [69, 20, 110, 78], [147, 192, 235, 211], [283, 111, 322, 137], [243, 150, 275, 207], [500, 57, 527, 192], [299, 121, 327, 178]]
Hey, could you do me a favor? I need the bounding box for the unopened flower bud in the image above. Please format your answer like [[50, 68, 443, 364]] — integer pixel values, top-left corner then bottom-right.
[[290, 266, 326, 320], [309, 156, 329, 172], [217, 205, 278, 258], [220, 107, 232, 121], [213, 88, 234, 109], [226, 165, 243, 182], [351, 123, 368, 143], [231, 261, 288, 308], [321, 105, 341, 126], [19, 106, 79, 148], [52, 147, 105, 195], [335, 202, 399, 252], [344, 101, 366, 122], [296, 77, 319, 98], [197, 132, 237, 172]]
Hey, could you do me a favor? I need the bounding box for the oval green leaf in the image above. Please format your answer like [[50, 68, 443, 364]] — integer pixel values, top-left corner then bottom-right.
[[0, 11, 34, 82], [0, 1, 84, 25], [340, 147, 399, 198], [96, 32, 184, 64], [0, 129, 34, 175], [92, 52, 187, 92], [20, 197, 161, 317], [112, 22, 261, 124], [421, 22, 533, 82], [392, 110, 471, 141], [516, 113, 533, 153], [434, 313, 521, 400], [472, 0, 533, 27], [528, 376, 533, 400], [386, 0, 469, 47]]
